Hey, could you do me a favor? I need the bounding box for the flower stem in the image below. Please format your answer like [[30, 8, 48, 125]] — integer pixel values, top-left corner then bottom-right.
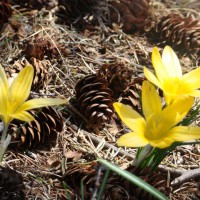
[[1, 123, 9, 142], [0, 123, 11, 162], [133, 144, 153, 168]]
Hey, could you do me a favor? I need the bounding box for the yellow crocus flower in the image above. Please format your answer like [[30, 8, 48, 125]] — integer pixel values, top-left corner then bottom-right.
[[114, 81, 200, 149], [0, 64, 66, 125], [144, 46, 200, 105]]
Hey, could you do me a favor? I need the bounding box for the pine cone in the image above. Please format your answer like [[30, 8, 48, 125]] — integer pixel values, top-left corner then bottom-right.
[[97, 63, 133, 99], [62, 162, 170, 200], [10, 106, 63, 150], [151, 13, 200, 54], [23, 36, 64, 60], [7, 58, 51, 92], [8, 0, 56, 10], [75, 74, 114, 130], [0, 0, 12, 27], [63, 162, 99, 199], [120, 77, 145, 113], [57, 0, 109, 31], [0, 166, 25, 200], [117, 166, 170, 200], [110, 0, 151, 33]]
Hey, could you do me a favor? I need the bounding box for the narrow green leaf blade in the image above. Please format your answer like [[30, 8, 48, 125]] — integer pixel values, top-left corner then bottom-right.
[[98, 158, 169, 200]]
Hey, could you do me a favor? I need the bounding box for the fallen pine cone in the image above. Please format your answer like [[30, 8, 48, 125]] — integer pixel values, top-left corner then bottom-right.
[[149, 13, 200, 54], [0, 166, 25, 200], [97, 62, 133, 99], [0, 0, 12, 29], [120, 77, 145, 113], [10, 106, 63, 150], [110, 0, 151, 33], [74, 74, 114, 131], [62, 162, 170, 200], [6, 58, 51, 92]]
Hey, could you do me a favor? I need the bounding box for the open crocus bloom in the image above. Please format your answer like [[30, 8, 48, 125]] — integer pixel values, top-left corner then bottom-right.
[[114, 81, 200, 149], [144, 46, 200, 105], [0, 64, 66, 125]]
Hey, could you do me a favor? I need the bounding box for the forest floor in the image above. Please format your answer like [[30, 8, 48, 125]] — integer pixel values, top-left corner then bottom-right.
[[0, 0, 200, 199]]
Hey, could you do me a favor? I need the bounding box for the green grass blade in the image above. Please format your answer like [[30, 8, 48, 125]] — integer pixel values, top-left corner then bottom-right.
[[81, 179, 84, 200], [98, 158, 169, 200], [97, 169, 110, 200], [62, 181, 72, 200]]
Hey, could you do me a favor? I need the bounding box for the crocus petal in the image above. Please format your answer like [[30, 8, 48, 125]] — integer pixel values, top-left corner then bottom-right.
[[15, 98, 67, 112], [144, 67, 162, 89], [117, 132, 149, 147], [182, 67, 200, 91], [163, 93, 175, 106], [10, 110, 34, 122], [187, 90, 200, 97], [152, 97, 194, 137], [9, 65, 34, 106], [0, 64, 9, 89], [166, 126, 200, 142], [113, 103, 146, 133], [142, 81, 162, 119], [149, 137, 174, 149], [0, 78, 8, 115], [151, 47, 169, 83], [162, 46, 182, 78]]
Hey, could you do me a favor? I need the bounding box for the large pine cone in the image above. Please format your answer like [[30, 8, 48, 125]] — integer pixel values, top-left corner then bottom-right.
[[8, 0, 56, 10], [57, 0, 108, 28], [75, 74, 114, 130], [0, 166, 25, 200], [62, 162, 170, 200], [120, 77, 145, 113], [115, 166, 170, 200], [110, 0, 151, 33], [6, 58, 51, 92], [10, 106, 63, 150], [150, 13, 200, 54], [0, 0, 12, 27], [97, 63, 133, 99]]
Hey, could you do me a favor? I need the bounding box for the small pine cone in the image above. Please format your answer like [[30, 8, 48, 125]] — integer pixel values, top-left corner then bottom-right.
[[110, 0, 151, 33], [63, 162, 98, 199], [97, 63, 133, 99], [120, 77, 145, 113], [75, 74, 114, 130], [10, 106, 63, 150], [23, 36, 65, 60], [151, 13, 200, 54], [0, 0, 12, 27], [7, 58, 51, 92], [0, 166, 25, 200]]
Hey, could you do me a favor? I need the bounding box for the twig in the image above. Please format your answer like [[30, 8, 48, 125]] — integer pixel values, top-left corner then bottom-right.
[[159, 165, 200, 186], [158, 165, 184, 176], [171, 168, 200, 186]]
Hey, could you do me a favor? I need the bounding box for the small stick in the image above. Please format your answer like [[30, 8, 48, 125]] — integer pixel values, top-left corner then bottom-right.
[[171, 168, 200, 186]]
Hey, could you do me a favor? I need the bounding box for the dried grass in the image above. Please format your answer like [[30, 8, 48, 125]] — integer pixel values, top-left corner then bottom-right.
[[0, 0, 199, 199]]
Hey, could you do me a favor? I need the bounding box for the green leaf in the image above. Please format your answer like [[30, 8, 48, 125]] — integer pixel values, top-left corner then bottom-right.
[[98, 158, 169, 200], [97, 168, 110, 200]]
